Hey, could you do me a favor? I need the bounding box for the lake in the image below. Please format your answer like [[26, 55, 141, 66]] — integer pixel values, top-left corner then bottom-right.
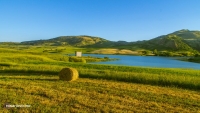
[[82, 54, 200, 70]]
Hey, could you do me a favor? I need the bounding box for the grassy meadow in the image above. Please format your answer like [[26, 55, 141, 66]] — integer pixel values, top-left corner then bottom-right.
[[0, 45, 200, 112]]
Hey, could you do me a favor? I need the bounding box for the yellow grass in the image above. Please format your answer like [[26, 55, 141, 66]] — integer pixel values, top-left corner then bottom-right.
[[0, 75, 199, 112], [91, 49, 139, 55]]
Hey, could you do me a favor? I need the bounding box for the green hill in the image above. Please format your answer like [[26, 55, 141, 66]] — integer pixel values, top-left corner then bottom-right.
[[21, 35, 110, 46], [140, 35, 194, 51], [133, 29, 200, 52], [171, 29, 200, 39], [20, 35, 132, 48], [171, 29, 200, 51], [20, 29, 200, 52]]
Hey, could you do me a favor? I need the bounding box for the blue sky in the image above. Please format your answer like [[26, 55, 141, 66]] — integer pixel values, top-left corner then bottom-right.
[[0, 0, 200, 42]]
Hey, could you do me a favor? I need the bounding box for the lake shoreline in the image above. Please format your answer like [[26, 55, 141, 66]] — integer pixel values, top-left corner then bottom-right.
[[82, 54, 200, 70], [85, 53, 200, 64]]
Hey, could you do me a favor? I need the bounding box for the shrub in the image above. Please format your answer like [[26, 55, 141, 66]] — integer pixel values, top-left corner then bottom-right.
[[81, 58, 86, 63], [104, 57, 109, 59]]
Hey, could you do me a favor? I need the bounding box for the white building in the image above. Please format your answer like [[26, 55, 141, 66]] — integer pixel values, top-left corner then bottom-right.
[[75, 51, 82, 57]]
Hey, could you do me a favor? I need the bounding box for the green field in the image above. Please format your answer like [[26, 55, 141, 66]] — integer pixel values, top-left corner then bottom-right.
[[0, 45, 200, 112]]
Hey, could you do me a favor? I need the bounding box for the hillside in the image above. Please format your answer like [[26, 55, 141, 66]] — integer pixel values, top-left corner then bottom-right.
[[133, 29, 200, 52], [139, 35, 194, 51], [21, 35, 110, 46], [172, 29, 200, 39], [21, 35, 132, 48], [20, 29, 200, 52], [168, 29, 200, 51]]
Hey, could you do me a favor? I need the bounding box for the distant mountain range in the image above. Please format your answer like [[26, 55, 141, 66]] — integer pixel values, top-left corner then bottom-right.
[[21, 29, 200, 52]]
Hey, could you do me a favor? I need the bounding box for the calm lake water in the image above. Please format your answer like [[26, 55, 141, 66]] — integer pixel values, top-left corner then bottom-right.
[[82, 54, 200, 70]]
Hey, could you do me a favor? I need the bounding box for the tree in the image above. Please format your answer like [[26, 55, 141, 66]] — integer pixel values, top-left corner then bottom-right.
[[194, 53, 200, 57], [142, 50, 150, 55], [153, 49, 158, 55]]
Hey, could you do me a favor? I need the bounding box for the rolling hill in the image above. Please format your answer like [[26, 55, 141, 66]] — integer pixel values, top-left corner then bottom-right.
[[139, 34, 194, 51], [20, 29, 200, 52], [132, 29, 200, 52], [21, 35, 110, 47]]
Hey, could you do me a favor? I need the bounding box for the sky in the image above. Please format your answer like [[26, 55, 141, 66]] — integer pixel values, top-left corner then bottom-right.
[[0, 0, 200, 42]]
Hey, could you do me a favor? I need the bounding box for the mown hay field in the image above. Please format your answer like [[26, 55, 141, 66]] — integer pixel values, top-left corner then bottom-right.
[[0, 46, 200, 112], [1, 74, 200, 113]]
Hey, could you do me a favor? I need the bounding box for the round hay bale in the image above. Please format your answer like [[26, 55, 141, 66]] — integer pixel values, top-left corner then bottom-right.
[[59, 68, 79, 81]]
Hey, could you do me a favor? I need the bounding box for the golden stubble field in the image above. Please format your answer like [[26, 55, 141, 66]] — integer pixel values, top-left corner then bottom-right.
[[0, 74, 200, 113]]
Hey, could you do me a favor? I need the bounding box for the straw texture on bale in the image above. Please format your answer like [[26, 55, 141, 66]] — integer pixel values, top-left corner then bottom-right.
[[59, 68, 79, 81]]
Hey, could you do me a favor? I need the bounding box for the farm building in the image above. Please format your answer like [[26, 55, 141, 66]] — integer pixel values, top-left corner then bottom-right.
[[75, 51, 82, 57]]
